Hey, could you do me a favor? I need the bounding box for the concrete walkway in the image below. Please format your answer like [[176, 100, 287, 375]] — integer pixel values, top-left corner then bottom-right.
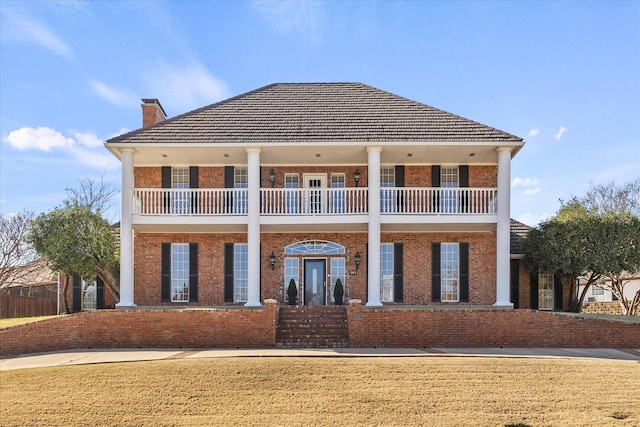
[[2, 347, 639, 371]]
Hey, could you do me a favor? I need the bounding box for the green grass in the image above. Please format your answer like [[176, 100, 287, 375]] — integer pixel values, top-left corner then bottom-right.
[[0, 315, 56, 329]]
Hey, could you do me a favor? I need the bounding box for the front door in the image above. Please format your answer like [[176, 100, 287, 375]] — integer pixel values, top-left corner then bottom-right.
[[304, 174, 327, 214], [304, 259, 326, 305]]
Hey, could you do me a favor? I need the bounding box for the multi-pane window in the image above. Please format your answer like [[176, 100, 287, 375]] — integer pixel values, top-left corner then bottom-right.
[[592, 285, 604, 295], [172, 167, 190, 214], [82, 278, 97, 310], [330, 258, 346, 303], [285, 174, 299, 213], [538, 272, 554, 310], [234, 167, 248, 214], [380, 167, 395, 213], [171, 243, 190, 302], [440, 243, 459, 302], [441, 166, 459, 213], [234, 244, 248, 302], [284, 258, 299, 302], [380, 243, 394, 302], [331, 174, 345, 213]]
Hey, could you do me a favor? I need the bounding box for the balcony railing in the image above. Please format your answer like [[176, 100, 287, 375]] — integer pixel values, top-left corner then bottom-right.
[[133, 187, 497, 216]]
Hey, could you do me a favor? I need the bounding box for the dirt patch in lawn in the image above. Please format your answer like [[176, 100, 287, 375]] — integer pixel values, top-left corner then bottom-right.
[[1, 357, 638, 426]]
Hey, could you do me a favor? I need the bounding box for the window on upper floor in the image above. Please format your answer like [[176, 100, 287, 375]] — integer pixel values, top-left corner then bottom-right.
[[380, 167, 395, 213]]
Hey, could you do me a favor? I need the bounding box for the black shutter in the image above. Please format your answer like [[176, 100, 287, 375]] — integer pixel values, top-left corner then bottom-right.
[[162, 167, 171, 213], [395, 165, 405, 213], [431, 243, 441, 302], [161, 243, 171, 302], [189, 243, 198, 302], [224, 166, 234, 214], [189, 166, 199, 214], [96, 277, 105, 309], [393, 243, 403, 303], [432, 166, 441, 212], [459, 243, 469, 302], [554, 274, 563, 311], [530, 273, 539, 309], [459, 165, 469, 213], [72, 274, 82, 312], [510, 259, 520, 309], [224, 243, 234, 302]]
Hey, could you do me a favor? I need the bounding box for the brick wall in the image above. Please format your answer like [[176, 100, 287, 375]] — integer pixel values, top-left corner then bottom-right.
[[134, 231, 498, 306], [346, 301, 640, 348], [581, 301, 628, 316], [0, 300, 278, 356]]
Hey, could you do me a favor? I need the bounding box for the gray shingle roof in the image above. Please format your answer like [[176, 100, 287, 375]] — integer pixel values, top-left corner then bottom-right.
[[107, 83, 523, 145], [510, 219, 531, 255]]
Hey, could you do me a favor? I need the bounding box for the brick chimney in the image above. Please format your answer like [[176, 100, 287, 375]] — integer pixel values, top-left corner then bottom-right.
[[141, 98, 167, 127]]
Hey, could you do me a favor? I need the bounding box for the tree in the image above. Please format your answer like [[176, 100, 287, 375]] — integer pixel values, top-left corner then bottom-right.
[[65, 173, 118, 220], [28, 204, 119, 313], [524, 201, 640, 314], [565, 178, 640, 217], [0, 211, 39, 293]]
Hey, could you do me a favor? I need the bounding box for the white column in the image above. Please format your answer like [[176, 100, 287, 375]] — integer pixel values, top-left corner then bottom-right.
[[366, 146, 383, 307], [245, 147, 262, 307], [117, 148, 136, 308], [494, 147, 513, 308]]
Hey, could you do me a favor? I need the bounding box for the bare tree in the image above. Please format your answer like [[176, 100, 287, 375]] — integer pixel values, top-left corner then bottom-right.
[[65, 173, 118, 217], [0, 211, 39, 293], [568, 178, 640, 217]]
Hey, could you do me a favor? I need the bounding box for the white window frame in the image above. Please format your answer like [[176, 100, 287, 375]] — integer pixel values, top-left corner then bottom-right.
[[284, 257, 299, 302], [171, 243, 190, 302], [441, 166, 459, 214], [592, 285, 604, 295], [234, 167, 248, 214], [441, 243, 460, 302], [538, 272, 554, 310], [285, 173, 299, 214], [330, 258, 346, 303], [171, 167, 190, 214], [380, 167, 395, 213], [380, 243, 394, 302], [330, 173, 345, 213], [234, 243, 248, 302], [81, 277, 97, 310]]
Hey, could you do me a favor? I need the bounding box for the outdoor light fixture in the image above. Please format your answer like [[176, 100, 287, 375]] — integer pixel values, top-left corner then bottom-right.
[[269, 168, 276, 187], [354, 252, 362, 271], [270, 252, 276, 270], [353, 169, 361, 187]]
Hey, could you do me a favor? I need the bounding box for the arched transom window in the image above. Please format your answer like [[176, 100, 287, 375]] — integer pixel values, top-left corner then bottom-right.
[[285, 241, 345, 255]]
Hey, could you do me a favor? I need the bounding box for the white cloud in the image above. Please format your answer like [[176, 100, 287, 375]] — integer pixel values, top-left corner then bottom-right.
[[3, 127, 114, 170], [554, 126, 567, 141], [252, 0, 323, 43], [73, 131, 104, 148], [512, 177, 541, 197], [528, 128, 539, 137], [143, 62, 231, 112], [1, 8, 72, 58], [90, 80, 138, 108], [511, 177, 540, 187], [517, 212, 552, 227], [3, 127, 74, 151], [109, 128, 132, 139]]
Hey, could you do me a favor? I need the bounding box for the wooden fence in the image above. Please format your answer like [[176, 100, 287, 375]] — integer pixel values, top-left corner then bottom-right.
[[0, 294, 57, 319]]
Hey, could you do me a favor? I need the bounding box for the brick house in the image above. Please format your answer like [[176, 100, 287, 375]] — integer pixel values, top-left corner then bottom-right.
[[106, 82, 539, 310]]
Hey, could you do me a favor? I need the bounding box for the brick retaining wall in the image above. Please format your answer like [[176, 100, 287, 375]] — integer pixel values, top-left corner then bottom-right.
[[347, 301, 640, 348], [0, 300, 278, 356], [581, 301, 627, 316]]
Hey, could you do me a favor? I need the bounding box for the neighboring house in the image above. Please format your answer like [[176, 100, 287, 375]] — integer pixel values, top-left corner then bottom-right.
[[509, 219, 570, 311], [106, 82, 539, 309], [578, 275, 640, 304], [3, 259, 58, 300]]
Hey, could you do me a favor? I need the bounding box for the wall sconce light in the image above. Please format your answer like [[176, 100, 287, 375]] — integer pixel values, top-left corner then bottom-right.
[[353, 169, 361, 187], [270, 252, 276, 270], [269, 168, 276, 187], [354, 252, 362, 271]]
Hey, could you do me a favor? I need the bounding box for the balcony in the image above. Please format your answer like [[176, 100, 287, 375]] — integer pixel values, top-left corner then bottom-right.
[[132, 187, 497, 232]]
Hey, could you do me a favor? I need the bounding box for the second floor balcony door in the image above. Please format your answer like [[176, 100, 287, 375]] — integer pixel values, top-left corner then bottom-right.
[[304, 174, 327, 214]]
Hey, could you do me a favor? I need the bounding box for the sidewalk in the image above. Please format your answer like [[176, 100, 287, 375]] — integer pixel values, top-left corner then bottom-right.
[[2, 347, 639, 371]]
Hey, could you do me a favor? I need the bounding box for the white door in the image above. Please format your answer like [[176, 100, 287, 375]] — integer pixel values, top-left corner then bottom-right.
[[304, 174, 327, 214]]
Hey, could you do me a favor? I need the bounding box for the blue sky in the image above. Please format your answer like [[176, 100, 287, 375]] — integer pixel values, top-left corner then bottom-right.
[[1, 1, 638, 225]]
